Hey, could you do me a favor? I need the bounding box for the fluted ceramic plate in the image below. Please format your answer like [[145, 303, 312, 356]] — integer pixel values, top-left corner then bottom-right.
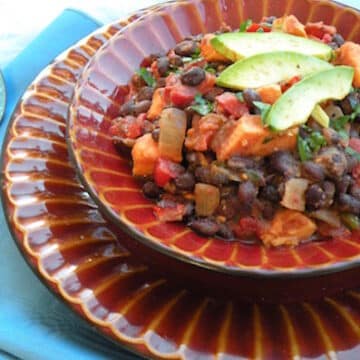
[[4, 2, 360, 359], [68, 0, 360, 276]]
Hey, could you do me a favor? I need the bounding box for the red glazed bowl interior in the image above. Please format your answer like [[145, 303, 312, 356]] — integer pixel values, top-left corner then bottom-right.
[[68, 0, 360, 276]]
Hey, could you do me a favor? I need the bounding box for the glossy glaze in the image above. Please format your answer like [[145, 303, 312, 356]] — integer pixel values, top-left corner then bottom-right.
[[3, 1, 360, 359], [68, 0, 360, 275]]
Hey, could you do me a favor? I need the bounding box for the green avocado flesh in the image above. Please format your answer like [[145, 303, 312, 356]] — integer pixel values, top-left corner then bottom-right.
[[266, 66, 355, 131], [216, 51, 333, 90], [211, 32, 333, 62]]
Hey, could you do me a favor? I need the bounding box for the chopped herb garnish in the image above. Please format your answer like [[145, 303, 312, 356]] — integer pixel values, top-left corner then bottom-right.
[[137, 67, 156, 87], [190, 94, 213, 116], [205, 65, 216, 74], [235, 92, 244, 102], [345, 147, 360, 161], [297, 126, 326, 161], [239, 19, 252, 32], [256, 28, 265, 33], [253, 101, 271, 124], [191, 48, 201, 59], [330, 103, 360, 138], [297, 136, 312, 161]]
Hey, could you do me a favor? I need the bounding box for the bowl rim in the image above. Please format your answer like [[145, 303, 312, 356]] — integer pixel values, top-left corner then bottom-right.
[[67, 0, 360, 279]]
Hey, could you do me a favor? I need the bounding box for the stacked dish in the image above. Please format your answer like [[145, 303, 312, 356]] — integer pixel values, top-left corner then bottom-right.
[[3, 0, 360, 358]]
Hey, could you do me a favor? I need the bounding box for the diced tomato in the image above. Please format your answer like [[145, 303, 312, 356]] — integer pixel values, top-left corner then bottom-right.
[[305, 22, 336, 40], [170, 85, 197, 107], [322, 33, 333, 44], [216, 92, 249, 118], [153, 203, 186, 222], [109, 114, 145, 139], [246, 23, 272, 33], [352, 163, 360, 186], [234, 216, 261, 238], [154, 158, 184, 187], [166, 72, 216, 107], [349, 138, 360, 153], [197, 73, 216, 93], [281, 75, 301, 92]]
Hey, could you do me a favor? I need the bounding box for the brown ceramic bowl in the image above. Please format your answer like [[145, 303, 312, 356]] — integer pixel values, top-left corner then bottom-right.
[[68, 0, 360, 279], [4, 3, 360, 359]]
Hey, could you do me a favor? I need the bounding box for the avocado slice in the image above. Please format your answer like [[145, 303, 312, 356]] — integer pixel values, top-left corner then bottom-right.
[[266, 66, 354, 131], [311, 104, 330, 128], [211, 32, 333, 62], [216, 51, 333, 90]]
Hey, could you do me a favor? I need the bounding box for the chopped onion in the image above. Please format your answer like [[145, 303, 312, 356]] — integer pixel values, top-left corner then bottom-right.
[[159, 108, 187, 162], [310, 209, 341, 228], [195, 183, 220, 216], [280, 178, 309, 211]]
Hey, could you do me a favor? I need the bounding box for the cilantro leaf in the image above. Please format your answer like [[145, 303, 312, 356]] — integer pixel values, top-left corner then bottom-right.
[[137, 67, 155, 87], [256, 28, 265, 33], [239, 19, 252, 32], [190, 94, 213, 116], [297, 136, 312, 161], [204, 65, 216, 74], [253, 101, 271, 124], [297, 126, 326, 161]]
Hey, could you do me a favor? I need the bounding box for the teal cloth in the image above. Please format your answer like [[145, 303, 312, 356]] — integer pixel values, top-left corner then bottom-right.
[[0, 9, 139, 360]]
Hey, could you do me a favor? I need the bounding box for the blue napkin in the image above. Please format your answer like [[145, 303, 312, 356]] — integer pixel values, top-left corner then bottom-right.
[[0, 9, 139, 360]]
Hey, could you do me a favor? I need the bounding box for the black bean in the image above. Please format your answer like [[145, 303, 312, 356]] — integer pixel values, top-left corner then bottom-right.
[[174, 40, 198, 56], [335, 174, 352, 194], [119, 99, 135, 116], [346, 153, 358, 173], [151, 128, 160, 142], [305, 184, 326, 210], [339, 92, 360, 115], [263, 16, 277, 24], [142, 120, 154, 134], [315, 146, 348, 178], [333, 33, 345, 47], [350, 123, 360, 138], [238, 181, 258, 204], [157, 57, 170, 76], [217, 197, 240, 219], [259, 185, 281, 202], [301, 161, 325, 181], [174, 172, 195, 191], [169, 55, 183, 67], [210, 168, 230, 186], [190, 218, 220, 237], [338, 194, 360, 214], [137, 86, 154, 101], [180, 67, 206, 86], [307, 118, 323, 132], [217, 223, 234, 240], [204, 87, 224, 102], [243, 89, 261, 112], [155, 77, 167, 88], [322, 181, 335, 207], [262, 201, 277, 220], [183, 201, 195, 218], [113, 137, 135, 157], [350, 185, 360, 200], [195, 166, 212, 184], [227, 155, 256, 170], [142, 181, 161, 198], [131, 73, 145, 88], [322, 127, 341, 145], [134, 100, 152, 115], [270, 151, 299, 177]]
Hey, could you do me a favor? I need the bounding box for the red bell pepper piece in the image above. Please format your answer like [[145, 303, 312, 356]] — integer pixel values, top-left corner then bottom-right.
[[154, 158, 184, 187], [349, 138, 360, 153], [216, 92, 249, 118], [153, 203, 186, 222], [281, 75, 301, 92], [246, 23, 272, 33]]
